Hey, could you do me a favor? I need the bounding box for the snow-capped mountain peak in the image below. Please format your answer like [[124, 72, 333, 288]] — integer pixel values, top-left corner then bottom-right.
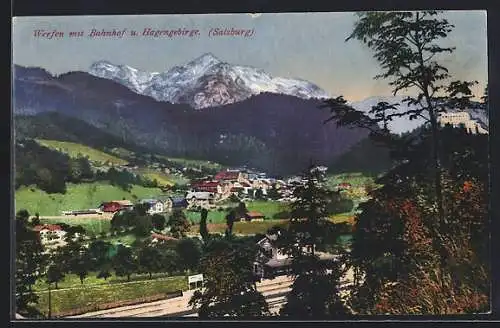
[[88, 54, 330, 109], [186, 52, 222, 69], [89, 60, 158, 93]]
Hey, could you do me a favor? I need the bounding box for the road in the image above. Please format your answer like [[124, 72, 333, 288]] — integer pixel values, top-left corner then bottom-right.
[[34, 214, 114, 220], [67, 275, 293, 318]]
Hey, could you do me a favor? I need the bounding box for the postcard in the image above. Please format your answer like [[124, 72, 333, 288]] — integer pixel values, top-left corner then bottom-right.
[[12, 11, 489, 319]]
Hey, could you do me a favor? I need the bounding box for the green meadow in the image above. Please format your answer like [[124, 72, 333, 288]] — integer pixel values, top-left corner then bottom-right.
[[35, 139, 128, 165], [34, 274, 188, 317], [39, 217, 112, 236], [15, 183, 163, 216]]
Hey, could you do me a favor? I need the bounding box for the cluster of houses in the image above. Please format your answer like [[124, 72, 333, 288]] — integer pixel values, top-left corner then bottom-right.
[[97, 197, 188, 216], [87, 168, 279, 216], [63, 166, 359, 219], [188, 167, 330, 205]]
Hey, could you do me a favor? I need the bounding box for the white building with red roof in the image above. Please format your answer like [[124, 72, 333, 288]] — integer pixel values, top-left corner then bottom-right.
[[33, 224, 67, 250]]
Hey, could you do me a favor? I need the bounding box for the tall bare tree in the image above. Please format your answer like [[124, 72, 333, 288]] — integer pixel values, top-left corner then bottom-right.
[[325, 11, 478, 227]]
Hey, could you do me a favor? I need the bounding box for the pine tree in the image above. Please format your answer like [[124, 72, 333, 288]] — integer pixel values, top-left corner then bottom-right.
[[278, 166, 349, 318], [199, 208, 209, 242], [326, 11, 478, 229]]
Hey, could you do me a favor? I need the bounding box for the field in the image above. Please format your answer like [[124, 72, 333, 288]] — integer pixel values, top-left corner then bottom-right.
[[329, 214, 355, 225], [185, 200, 289, 224], [34, 274, 188, 317], [107, 147, 223, 173], [35, 139, 128, 166], [158, 155, 223, 171], [186, 210, 227, 224], [326, 172, 376, 189], [188, 214, 353, 236], [247, 200, 289, 218], [107, 147, 135, 159], [189, 219, 288, 235], [15, 182, 163, 216], [326, 172, 379, 214], [136, 168, 177, 187], [39, 217, 112, 236]]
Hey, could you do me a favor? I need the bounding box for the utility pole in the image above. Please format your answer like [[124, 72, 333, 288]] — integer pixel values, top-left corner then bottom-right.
[[48, 283, 52, 319]]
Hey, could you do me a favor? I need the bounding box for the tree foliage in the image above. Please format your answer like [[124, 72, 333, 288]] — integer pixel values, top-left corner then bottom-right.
[[59, 232, 91, 284], [138, 245, 164, 279], [168, 210, 191, 239], [276, 166, 349, 318], [348, 128, 489, 314], [15, 210, 46, 316], [45, 263, 65, 289], [176, 238, 202, 273], [199, 208, 210, 242], [88, 240, 113, 280], [151, 213, 166, 231], [325, 11, 479, 227], [189, 238, 269, 318], [112, 245, 138, 282]]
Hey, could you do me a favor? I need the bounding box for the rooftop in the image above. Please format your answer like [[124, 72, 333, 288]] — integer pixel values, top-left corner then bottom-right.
[[112, 200, 133, 206], [246, 211, 265, 218], [214, 170, 240, 180], [140, 199, 160, 204], [33, 224, 63, 232]]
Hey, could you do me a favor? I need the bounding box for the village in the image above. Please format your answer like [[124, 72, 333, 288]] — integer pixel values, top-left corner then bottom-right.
[[26, 164, 360, 318], [52, 165, 352, 221], [31, 164, 357, 276]]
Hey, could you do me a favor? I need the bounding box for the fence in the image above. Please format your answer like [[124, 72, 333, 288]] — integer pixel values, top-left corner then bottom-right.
[[55, 290, 183, 318]]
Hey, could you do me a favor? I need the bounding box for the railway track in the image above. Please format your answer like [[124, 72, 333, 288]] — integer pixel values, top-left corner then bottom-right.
[[133, 282, 293, 318]]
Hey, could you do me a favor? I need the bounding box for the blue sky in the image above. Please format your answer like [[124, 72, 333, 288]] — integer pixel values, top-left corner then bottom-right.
[[12, 11, 488, 101]]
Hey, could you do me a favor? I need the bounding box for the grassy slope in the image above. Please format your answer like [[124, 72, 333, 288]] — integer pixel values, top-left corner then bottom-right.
[[36, 140, 189, 187], [36, 139, 128, 165], [15, 183, 163, 216], [136, 168, 184, 187], [158, 155, 223, 171], [39, 217, 112, 236]]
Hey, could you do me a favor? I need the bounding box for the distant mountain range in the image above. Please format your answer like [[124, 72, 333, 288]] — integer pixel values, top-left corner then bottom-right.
[[87, 53, 488, 133], [13, 64, 379, 175], [14, 55, 486, 175], [89, 53, 331, 109]]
